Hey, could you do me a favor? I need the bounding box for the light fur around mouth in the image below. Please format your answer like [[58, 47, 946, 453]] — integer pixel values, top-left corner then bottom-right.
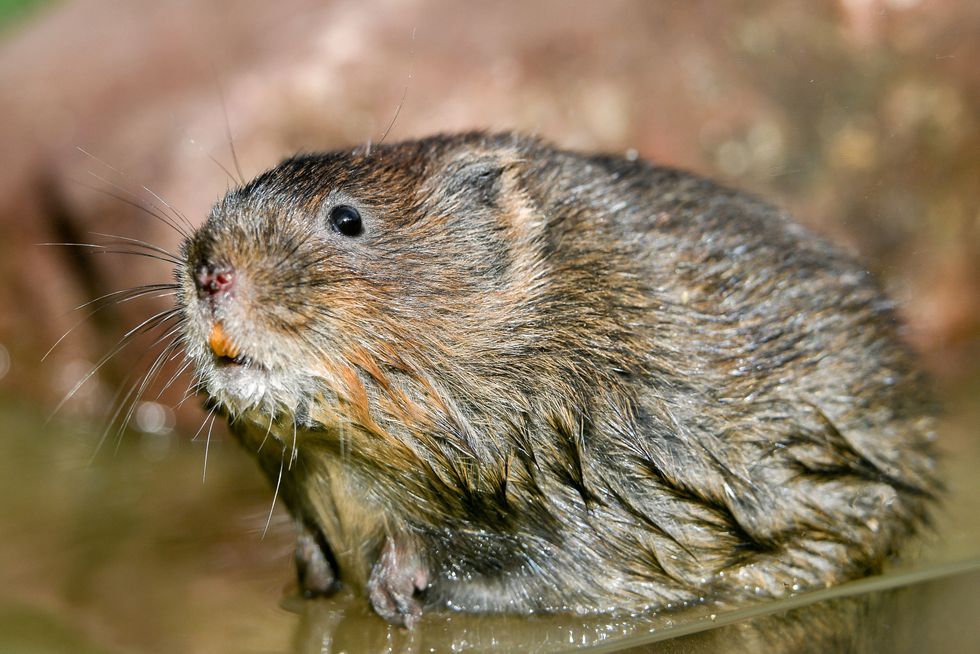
[[184, 328, 322, 425]]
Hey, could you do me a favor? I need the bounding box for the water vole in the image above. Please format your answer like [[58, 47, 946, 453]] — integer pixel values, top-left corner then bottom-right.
[[177, 131, 938, 626]]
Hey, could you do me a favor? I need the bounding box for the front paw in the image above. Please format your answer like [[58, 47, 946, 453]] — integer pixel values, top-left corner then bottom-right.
[[367, 537, 429, 628], [295, 523, 339, 597]]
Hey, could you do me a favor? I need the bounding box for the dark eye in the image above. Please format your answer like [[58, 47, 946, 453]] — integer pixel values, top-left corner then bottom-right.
[[328, 205, 363, 237]]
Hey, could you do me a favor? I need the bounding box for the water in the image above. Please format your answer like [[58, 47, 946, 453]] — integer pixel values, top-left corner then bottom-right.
[[1, 383, 978, 653]]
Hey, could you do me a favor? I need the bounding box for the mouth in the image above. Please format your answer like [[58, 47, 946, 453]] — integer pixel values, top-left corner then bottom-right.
[[200, 321, 272, 411], [197, 320, 312, 418], [215, 353, 248, 366]]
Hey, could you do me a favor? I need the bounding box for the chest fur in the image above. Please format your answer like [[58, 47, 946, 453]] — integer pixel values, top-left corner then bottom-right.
[[233, 418, 388, 587]]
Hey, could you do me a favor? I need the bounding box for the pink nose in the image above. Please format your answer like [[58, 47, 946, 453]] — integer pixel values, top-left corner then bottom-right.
[[195, 263, 235, 299]]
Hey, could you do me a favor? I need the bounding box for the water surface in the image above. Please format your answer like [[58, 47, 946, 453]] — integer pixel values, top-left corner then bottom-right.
[[1, 383, 978, 653]]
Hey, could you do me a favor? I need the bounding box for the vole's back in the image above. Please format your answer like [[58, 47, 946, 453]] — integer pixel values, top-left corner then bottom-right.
[[413, 140, 939, 609], [181, 132, 937, 623]]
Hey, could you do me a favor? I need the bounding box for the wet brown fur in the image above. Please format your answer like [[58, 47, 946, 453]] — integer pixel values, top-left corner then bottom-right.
[[176, 132, 938, 625]]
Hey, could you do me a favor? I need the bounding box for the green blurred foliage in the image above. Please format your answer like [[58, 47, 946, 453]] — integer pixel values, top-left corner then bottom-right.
[[0, 0, 49, 28]]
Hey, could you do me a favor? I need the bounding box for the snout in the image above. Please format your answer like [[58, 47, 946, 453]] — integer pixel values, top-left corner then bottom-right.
[[195, 261, 236, 301]]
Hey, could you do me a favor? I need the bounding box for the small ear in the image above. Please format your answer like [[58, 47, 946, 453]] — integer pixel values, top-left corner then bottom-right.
[[439, 155, 511, 208]]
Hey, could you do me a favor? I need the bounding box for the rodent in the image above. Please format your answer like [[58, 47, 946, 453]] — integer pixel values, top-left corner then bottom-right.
[[176, 131, 938, 627]]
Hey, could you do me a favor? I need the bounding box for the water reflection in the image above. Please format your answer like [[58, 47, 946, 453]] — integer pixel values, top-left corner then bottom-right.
[[282, 561, 980, 653]]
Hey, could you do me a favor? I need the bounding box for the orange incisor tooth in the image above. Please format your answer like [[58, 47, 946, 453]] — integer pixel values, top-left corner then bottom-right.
[[208, 322, 240, 359]]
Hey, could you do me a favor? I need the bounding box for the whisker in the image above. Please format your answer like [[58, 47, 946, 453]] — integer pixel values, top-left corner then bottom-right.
[[262, 445, 286, 540], [176, 378, 203, 410], [83, 169, 190, 239], [155, 356, 194, 401], [289, 417, 298, 470], [121, 307, 182, 341], [77, 146, 196, 235], [203, 408, 218, 483], [72, 283, 180, 312], [90, 323, 184, 459], [111, 324, 186, 438], [192, 404, 219, 443], [92, 367, 151, 460], [72, 179, 188, 238], [48, 308, 182, 422], [43, 241, 183, 266], [42, 283, 178, 362], [107, 335, 184, 456], [215, 76, 246, 185], [137, 183, 196, 237], [377, 84, 408, 147], [88, 231, 182, 261], [92, 249, 182, 266], [258, 412, 275, 452], [88, 245, 181, 266], [177, 125, 241, 188], [376, 29, 414, 149]]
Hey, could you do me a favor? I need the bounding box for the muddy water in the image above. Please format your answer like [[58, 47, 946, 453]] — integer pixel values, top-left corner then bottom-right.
[[1, 383, 978, 653]]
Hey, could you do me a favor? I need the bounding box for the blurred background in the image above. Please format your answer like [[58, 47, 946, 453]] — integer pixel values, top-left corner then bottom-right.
[[0, 1, 977, 652]]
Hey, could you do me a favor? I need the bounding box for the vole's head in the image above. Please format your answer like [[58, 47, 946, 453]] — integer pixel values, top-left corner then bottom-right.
[[177, 132, 549, 424]]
